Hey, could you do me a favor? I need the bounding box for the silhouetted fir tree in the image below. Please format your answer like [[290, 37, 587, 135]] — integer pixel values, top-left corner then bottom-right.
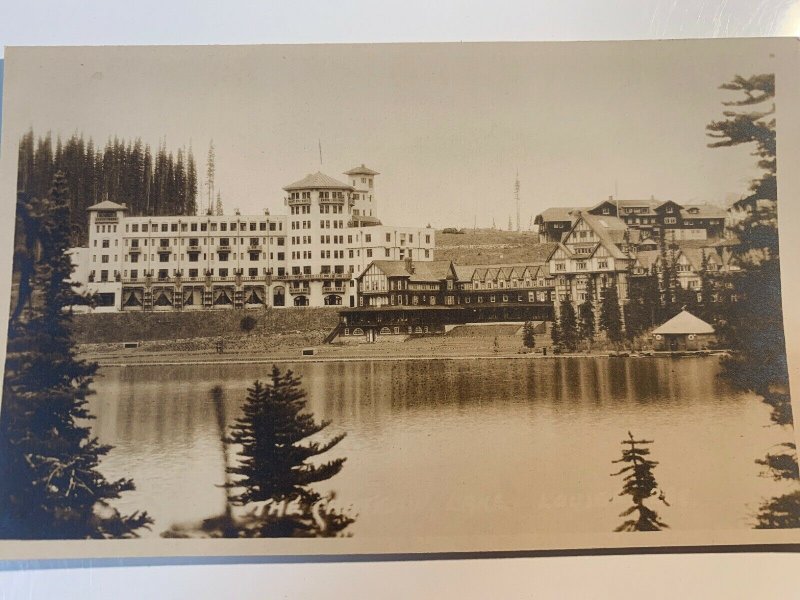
[[550, 320, 561, 347], [522, 321, 536, 349], [224, 367, 354, 537], [698, 250, 716, 322], [599, 282, 623, 344], [558, 300, 578, 352], [624, 269, 657, 341], [186, 146, 198, 215], [707, 73, 797, 528], [577, 277, 596, 346], [0, 172, 151, 539], [611, 432, 669, 532], [658, 237, 681, 319]]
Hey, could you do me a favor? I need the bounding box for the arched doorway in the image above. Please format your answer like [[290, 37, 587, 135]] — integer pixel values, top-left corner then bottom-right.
[[273, 286, 285, 307], [293, 295, 308, 307], [324, 294, 342, 306]]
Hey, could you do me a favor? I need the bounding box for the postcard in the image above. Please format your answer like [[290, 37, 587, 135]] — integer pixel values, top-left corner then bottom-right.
[[0, 38, 798, 560]]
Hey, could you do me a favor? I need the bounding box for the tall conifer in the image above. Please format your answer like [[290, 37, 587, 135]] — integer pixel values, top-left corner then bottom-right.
[[0, 172, 151, 539]]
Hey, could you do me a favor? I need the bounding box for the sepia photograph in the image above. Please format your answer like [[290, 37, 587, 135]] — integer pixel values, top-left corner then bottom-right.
[[0, 38, 798, 559]]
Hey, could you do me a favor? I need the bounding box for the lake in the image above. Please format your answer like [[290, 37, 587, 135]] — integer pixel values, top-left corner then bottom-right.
[[87, 356, 788, 539]]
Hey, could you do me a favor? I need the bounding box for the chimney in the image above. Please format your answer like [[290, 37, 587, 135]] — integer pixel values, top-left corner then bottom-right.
[[405, 257, 414, 274], [608, 195, 613, 201]]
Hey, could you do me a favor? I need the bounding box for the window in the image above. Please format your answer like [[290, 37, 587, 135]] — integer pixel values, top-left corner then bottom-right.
[[249, 268, 258, 277], [219, 268, 229, 277], [100, 270, 109, 282], [664, 217, 677, 225], [102, 239, 110, 248], [101, 255, 109, 264], [159, 254, 169, 263], [130, 269, 138, 279], [188, 269, 198, 278]]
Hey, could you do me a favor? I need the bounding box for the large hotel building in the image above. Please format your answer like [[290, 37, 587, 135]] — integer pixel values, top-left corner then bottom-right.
[[71, 165, 436, 311]]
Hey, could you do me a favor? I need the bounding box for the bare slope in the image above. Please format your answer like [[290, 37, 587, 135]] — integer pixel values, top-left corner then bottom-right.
[[435, 229, 555, 265]]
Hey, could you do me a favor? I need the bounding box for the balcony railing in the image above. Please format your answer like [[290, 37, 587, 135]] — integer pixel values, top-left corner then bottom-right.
[[247, 245, 263, 252], [277, 272, 352, 282], [128, 246, 142, 253], [157, 246, 171, 254], [322, 286, 346, 294], [289, 286, 311, 295], [187, 245, 201, 252], [216, 245, 232, 252]]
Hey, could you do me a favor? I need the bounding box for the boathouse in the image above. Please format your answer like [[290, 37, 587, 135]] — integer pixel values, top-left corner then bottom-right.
[[651, 310, 715, 351]]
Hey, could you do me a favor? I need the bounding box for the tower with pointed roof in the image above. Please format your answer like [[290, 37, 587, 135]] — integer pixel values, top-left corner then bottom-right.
[[344, 164, 380, 224]]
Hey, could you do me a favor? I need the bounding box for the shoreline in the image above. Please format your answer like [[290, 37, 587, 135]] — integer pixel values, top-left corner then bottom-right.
[[81, 347, 728, 368]]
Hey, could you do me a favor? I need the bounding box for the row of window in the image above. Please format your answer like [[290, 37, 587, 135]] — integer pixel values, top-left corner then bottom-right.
[[123, 220, 276, 233], [124, 252, 286, 263], [127, 237, 283, 248]]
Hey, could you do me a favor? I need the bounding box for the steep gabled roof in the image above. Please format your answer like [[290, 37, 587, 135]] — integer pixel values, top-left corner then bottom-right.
[[87, 200, 127, 211], [574, 213, 629, 259], [283, 171, 354, 191], [366, 260, 412, 278], [634, 250, 659, 271], [535, 207, 584, 223], [652, 310, 714, 335], [408, 260, 455, 282]]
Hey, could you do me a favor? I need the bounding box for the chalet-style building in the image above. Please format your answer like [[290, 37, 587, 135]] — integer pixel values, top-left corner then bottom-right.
[[546, 213, 633, 317], [535, 197, 727, 244], [335, 258, 555, 341], [534, 207, 584, 243]]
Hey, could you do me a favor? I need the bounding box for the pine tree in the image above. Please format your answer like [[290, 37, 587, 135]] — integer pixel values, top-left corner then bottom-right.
[[0, 172, 151, 539], [558, 299, 578, 352], [224, 366, 354, 537], [599, 282, 624, 344], [611, 432, 669, 532], [522, 321, 536, 349], [577, 277, 596, 347], [708, 73, 797, 528]]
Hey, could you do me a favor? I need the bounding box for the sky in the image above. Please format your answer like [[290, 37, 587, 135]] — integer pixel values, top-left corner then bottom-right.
[[0, 39, 788, 228]]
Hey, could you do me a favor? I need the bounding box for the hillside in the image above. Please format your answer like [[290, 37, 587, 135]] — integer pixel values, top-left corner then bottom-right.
[[434, 229, 555, 265]]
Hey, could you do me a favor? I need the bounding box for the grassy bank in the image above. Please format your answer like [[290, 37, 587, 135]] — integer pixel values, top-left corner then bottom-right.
[[71, 307, 340, 345]]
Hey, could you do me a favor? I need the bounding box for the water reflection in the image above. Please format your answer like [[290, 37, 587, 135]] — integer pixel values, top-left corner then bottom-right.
[[88, 357, 786, 539]]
